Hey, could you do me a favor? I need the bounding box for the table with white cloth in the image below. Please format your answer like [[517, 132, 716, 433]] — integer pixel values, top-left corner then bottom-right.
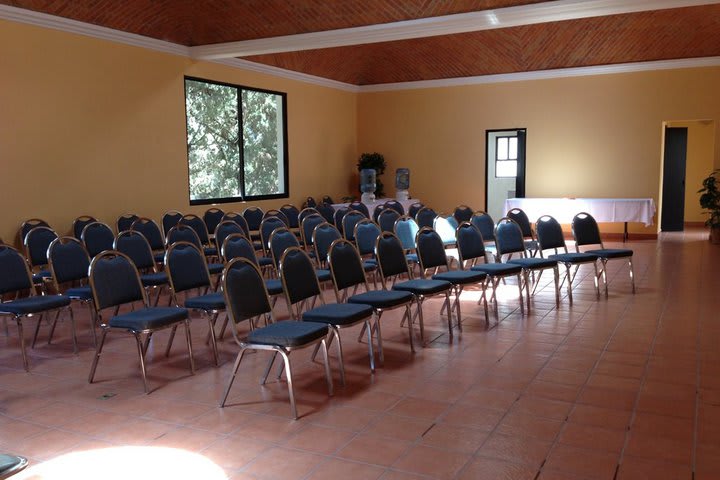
[[503, 197, 656, 241], [331, 198, 419, 218]]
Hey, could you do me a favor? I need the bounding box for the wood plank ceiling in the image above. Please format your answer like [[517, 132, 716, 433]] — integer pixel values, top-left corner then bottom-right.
[[3, 0, 720, 85]]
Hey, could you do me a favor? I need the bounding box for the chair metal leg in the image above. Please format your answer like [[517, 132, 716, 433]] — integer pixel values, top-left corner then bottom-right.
[[629, 258, 636, 293], [565, 264, 574, 305], [601, 259, 609, 297], [206, 312, 219, 366], [320, 339, 333, 396], [184, 319, 195, 375], [88, 327, 108, 383], [523, 271, 531, 312], [261, 351, 278, 385], [165, 324, 178, 357], [553, 266, 560, 307], [279, 350, 298, 419], [412, 298, 422, 350], [31, 313, 43, 349], [220, 348, 246, 407], [68, 306, 78, 354], [47, 310, 61, 345], [592, 262, 600, 298], [87, 302, 98, 348], [376, 311, 386, 365], [332, 327, 346, 386], [134, 333, 150, 394], [517, 273, 525, 315], [364, 319, 376, 373], [17, 317, 29, 372]]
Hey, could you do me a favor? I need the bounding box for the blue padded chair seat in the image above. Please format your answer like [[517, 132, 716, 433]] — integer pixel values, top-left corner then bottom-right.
[[154, 252, 165, 264], [208, 263, 224, 275], [109, 307, 188, 330], [549, 252, 599, 263], [265, 279, 283, 295], [405, 253, 419, 263], [363, 261, 377, 272], [32, 270, 52, 284], [524, 240, 539, 250], [363, 258, 377, 267], [253, 242, 264, 251], [258, 256, 273, 267], [348, 290, 413, 309], [140, 272, 168, 286], [508, 258, 558, 269], [65, 286, 93, 301], [393, 279, 451, 295], [0, 295, 70, 315], [0, 454, 27, 477], [471, 263, 523, 275], [302, 303, 373, 326], [204, 247, 218, 257], [248, 320, 328, 347], [185, 292, 225, 310], [316, 269, 332, 282], [587, 248, 633, 259], [432, 270, 487, 285]]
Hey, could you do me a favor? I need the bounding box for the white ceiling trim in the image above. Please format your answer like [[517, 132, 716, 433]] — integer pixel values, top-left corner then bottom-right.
[[358, 57, 720, 92], [190, 0, 720, 59]]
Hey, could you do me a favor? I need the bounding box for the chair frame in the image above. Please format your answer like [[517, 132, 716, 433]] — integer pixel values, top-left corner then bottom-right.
[[161, 210, 183, 239], [72, 215, 97, 240], [115, 230, 167, 307]]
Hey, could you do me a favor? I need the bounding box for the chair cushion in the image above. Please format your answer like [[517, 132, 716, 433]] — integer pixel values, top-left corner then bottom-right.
[[140, 272, 168, 286], [363, 261, 377, 272], [258, 256, 273, 267], [153, 252, 165, 264], [508, 258, 558, 269], [65, 286, 93, 301], [204, 247, 218, 257], [253, 242, 264, 251], [393, 279, 452, 295], [471, 263, 523, 275], [301, 303, 373, 326], [524, 240, 539, 250], [265, 279, 283, 295], [0, 454, 26, 476], [32, 270, 52, 284], [315, 269, 332, 282], [586, 248, 633, 259], [348, 290, 413, 309], [549, 252, 599, 263], [405, 253, 419, 263], [248, 320, 328, 347], [0, 295, 71, 314], [185, 292, 225, 311], [109, 307, 188, 330], [432, 270, 487, 285], [208, 263, 224, 275], [363, 258, 378, 267]]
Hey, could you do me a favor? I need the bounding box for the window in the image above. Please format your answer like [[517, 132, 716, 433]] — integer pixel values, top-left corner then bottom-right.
[[184, 77, 288, 205], [495, 136, 518, 178]]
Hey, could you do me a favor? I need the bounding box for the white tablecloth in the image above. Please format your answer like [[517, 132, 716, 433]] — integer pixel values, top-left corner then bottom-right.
[[332, 198, 418, 217], [503, 198, 656, 226]]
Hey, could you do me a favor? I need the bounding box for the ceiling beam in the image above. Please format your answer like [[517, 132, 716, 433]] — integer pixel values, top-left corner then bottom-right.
[[190, 0, 720, 60]]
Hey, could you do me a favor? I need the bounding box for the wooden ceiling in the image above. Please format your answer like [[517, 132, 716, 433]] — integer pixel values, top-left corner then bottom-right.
[[3, 0, 720, 86]]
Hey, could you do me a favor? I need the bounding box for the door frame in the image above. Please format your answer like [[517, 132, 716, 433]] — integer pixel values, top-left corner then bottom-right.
[[485, 128, 527, 212]]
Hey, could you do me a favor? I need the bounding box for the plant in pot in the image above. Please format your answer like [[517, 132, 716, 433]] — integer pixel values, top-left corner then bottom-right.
[[698, 169, 720, 244], [357, 152, 386, 198]]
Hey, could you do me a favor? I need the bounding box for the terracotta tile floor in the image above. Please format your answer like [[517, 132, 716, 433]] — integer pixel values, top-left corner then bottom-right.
[[2, 229, 719, 479]]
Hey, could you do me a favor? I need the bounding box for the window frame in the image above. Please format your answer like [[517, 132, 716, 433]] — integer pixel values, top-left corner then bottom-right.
[[184, 76, 290, 206], [494, 135, 518, 179]]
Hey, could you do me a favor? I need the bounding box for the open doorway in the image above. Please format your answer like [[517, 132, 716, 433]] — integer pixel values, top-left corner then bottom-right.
[[485, 129, 526, 221]]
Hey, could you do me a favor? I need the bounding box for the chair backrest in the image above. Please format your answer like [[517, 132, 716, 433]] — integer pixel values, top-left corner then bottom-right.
[[89, 251, 146, 310], [415, 207, 437, 229], [166, 224, 202, 250], [433, 215, 457, 246], [470, 211, 496, 243], [355, 219, 381, 256], [203, 207, 225, 236], [260, 216, 288, 252], [72, 215, 97, 240], [384, 200, 405, 215], [535, 215, 567, 252], [572, 212, 603, 248], [279, 247, 321, 308], [299, 207, 320, 226], [507, 208, 534, 239], [494, 217, 526, 257], [114, 230, 156, 271], [263, 209, 289, 226], [242, 206, 264, 231], [333, 206, 350, 231], [321, 195, 335, 205], [378, 208, 401, 233], [215, 220, 244, 256], [313, 222, 342, 266], [455, 222, 487, 266], [222, 233, 259, 265], [0, 245, 34, 295], [180, 214, 211, 246], [81, 222, 115, 258], [19, 218, 50, 246], [23, 226, 58, 268], [453, 205, 473, 224], [300, 213, 325, 248], [328, 238, 368, 293], [348, 201, 370, 217], [316, 203, 336, 224], [342, 210, 366, 242], [408, 202, 425, 219], [269, 227, 300, 268], [222, 212, 251, 238], [130, 217, 164, 251], [165, 241, 211, 293], [48, 236, 91, 287], [222, 258, 272, 332], [375, 232, 411, 281], [305, 196, 317, 209], [416, 227, 450, 272], [394, 216, 419, 251], [372, 204, 386, 223], [116, 213, 139, 233], [280, 204, 300, 228], [162, 210, 183, 238]]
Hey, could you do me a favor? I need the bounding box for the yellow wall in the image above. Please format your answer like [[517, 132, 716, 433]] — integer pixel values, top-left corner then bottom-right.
[[357, 69, 720, 233], [0, 19, 357, 244]]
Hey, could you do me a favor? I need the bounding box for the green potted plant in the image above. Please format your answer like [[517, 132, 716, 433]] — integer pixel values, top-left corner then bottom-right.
[[698, 169, 720, 244], [357, 152, 386, 198]]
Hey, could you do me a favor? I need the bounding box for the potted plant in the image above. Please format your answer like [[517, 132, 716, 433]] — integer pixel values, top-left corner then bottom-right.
[[698, 169, 720, 244], [357, 152, 386, 198]]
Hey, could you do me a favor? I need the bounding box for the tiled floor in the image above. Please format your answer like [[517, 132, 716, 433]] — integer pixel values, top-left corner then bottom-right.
[[2, 229, 719, 479]]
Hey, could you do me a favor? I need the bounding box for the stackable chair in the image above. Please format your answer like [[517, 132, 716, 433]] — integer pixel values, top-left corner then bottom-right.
[[242, 206, 264, 241], [453, 205, 474, 224], [0, 453, 28, 478], [81, 221, 115, 258], [161, 210, 183, 238], [408, 202, 425, 219], [328, 239, 414, 365], [222, 212, 257, 249], [280, 204, 301, 233], [203, 207, 225, 238], [220, 257, 333, 419], [222, 233, 284, 299], [415, 228, 488, 332], [415, 207, 437, 229], [375, 232, 452, 346], [260, 216, 287, 255], [455, 222, 524, 316], [572, 212, 635, 296], [316, 203, 336, 224], [348, 201, 370, 217], [341, 210, 366, 243], [18, 218, 50, 247], [333, 207, 350, 233], [321, 195, 335, 204], [377, 208, 400, 233], [300, 213, 325, 253], [434, 214, 458, 246], [116, 213, 139, 233], [23, 225, 57, 289], [304, 196, 318, 208], [130, 217, 166, 264], [372, 204, 386, 224], [384, 200, 405, 215], [88, 251, 193, 393], [507, 208, 539, 257], [394, 215, 420, 266], [495, 217, 560, 312], [179, 214, 217, 258], [263, 209, 290, 227], [312, 222, 342, 269], [72, 215, 97, 240], [114, 231, 169, 306], [298, 207, 321, 227], [165, 224, 224, 276], [214, 220, 244, 258], [470, 211, 499, 262], [279, 247, 374, 383], [353, 219, 381, 283], [270, 227, 332, 283]]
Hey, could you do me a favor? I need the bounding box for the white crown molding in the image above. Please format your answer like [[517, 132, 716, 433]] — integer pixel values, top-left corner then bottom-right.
[[357, 57, 720, 92], [190, 0, 720, 59]]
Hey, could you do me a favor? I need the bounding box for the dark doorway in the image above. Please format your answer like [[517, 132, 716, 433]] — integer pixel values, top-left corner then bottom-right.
[[661, 127, 688, 231]]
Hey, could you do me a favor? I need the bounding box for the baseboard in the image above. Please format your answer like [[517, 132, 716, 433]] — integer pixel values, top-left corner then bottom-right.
[[684, 221, 706, 227], [602, 232, 658, 241]]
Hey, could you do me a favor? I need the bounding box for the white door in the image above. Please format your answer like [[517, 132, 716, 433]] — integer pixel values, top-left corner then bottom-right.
[[486, 130, 524, 221]]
